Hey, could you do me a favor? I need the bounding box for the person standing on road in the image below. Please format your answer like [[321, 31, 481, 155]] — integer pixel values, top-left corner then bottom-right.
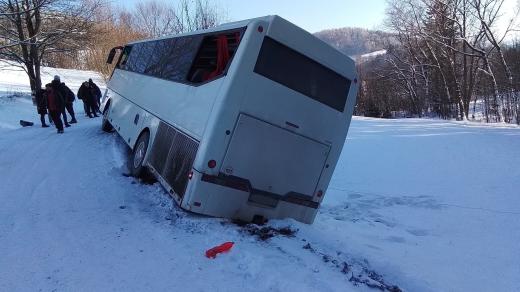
[[51, 75, 77, 127], [44, 84, 65, 134], [34, 88, 50, 128], [77, 81, 98, 118], [88, 78, 102, 114], [77, 85, 89, 116]]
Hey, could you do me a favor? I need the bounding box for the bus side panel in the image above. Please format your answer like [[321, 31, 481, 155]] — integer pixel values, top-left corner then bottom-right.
[[105, 89, 147, 148], [107, 69, 225, 141]]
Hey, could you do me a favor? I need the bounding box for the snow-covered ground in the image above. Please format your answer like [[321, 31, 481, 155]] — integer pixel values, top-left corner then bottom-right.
[[1, 65, 519, 292], [358, 49, 387, 62]]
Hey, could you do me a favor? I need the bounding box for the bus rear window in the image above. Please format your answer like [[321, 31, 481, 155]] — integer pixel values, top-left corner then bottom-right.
[[254, 37, 351, 112]]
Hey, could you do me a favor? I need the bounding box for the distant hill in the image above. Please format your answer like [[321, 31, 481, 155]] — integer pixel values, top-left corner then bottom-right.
[[314, 27, 394, 57]]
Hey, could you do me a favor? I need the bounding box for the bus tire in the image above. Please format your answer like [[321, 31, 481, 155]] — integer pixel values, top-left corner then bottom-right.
[[101, 102, 113, 132], [129, 130, 150, 178]]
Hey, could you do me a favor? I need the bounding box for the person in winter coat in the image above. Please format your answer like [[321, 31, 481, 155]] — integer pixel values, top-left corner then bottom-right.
[[77, 83, 89, 116], [51, 75, 77, 127], [34, 88, 49, 128], [77, 81, 98, 118], [88, 78, 102, 113], [44, 83, 65, 134]]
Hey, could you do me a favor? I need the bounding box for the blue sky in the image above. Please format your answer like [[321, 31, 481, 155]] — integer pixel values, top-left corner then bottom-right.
[[116, 0, 388, 33]]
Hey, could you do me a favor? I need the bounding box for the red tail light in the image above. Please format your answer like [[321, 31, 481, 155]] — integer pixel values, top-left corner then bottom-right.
[[188, 171, 193, 180], [208, 160, 217, 169], [317, 190, 323, 197]]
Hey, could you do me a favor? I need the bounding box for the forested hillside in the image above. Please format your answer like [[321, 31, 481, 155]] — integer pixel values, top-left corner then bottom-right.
[[314, 27, 393, 57], [315, 2, 519, 125], [353, 1, 520, 124]]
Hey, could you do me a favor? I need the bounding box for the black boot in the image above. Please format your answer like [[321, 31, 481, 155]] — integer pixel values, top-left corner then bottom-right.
[[70, 118, 77, 124]]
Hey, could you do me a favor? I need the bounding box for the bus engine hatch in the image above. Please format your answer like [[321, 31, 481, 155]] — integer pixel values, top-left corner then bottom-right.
[[221, 114, 330, 203]]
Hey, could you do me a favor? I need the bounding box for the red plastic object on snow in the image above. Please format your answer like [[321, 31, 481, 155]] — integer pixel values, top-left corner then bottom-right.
[[205, 242, 234, 258]]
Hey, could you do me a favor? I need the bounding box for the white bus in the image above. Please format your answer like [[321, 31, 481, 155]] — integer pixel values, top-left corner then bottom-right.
[[103, 15, 358, 224]]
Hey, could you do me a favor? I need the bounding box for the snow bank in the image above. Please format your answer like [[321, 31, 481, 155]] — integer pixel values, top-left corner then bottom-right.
[[0, 65, 519, 292], [0, 60, 104, 94], [0, 60, 105, 130]]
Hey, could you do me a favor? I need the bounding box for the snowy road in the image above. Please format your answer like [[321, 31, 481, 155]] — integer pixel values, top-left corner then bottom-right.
[[0, 106, 383, 291], [1, 91, 519, 291]]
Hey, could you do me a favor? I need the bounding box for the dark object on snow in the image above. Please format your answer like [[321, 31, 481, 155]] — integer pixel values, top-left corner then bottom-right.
[[234, 221, 297, 241], [301, 242, 402, 292], [252, 214, 267, 225], [205, 242, 234, 258], [19, 120, 34, 127]]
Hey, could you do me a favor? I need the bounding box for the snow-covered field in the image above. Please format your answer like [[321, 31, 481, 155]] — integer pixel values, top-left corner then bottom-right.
[[0, 65, 519, 292]]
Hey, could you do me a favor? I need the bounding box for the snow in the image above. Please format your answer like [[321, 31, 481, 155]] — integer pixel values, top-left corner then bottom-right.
[[358, 49, 387, 61], [1, 63, 519, 292], [0, 60, 105, 96]]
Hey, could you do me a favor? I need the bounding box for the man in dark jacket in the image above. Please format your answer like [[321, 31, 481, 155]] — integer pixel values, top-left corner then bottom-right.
[[77, 81, 98, 118], [45, 83, 65, 134], [34, 88, 50, 128], [51, 75, 77, 127], [88, 78, 102, 113]]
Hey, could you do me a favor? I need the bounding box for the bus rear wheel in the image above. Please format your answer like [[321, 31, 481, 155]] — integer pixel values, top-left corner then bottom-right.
[[129, 131, 150, 178], [101, 102, 113, 132]]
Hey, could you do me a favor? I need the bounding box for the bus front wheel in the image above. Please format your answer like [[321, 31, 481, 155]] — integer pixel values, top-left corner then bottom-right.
[[129, 131, 150, 178]]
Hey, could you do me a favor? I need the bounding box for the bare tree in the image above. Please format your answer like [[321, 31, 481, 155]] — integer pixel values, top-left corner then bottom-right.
[[0, 0, 102, 93], [83, 7, 146, 78], [176, 0, 221, 32], [131, 0, 223, 38], [370, 0, 519, 122], [77, 0, 224, 79], [132, 0, 178, 37]]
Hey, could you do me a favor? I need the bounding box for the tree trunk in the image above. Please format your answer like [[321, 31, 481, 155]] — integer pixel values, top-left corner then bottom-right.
[[482, 57, 500, 122]]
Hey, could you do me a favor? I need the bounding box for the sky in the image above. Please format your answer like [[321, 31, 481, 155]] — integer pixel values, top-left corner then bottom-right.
[[117, 0, 519, 36], [117, 0, 388, 33], [217, 0, 388, 33]]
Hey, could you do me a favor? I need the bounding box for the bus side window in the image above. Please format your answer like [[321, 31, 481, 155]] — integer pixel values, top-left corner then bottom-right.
[[188, 30, 242, 84], [117, 46, 133, 70], [141, 36, 201, 83]]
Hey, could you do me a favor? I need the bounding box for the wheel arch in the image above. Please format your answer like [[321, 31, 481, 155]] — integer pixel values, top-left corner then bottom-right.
[[133, 127, 151, 150]]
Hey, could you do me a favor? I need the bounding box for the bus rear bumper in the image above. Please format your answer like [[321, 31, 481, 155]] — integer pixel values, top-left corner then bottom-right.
[[181, 171, 320, 224]]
